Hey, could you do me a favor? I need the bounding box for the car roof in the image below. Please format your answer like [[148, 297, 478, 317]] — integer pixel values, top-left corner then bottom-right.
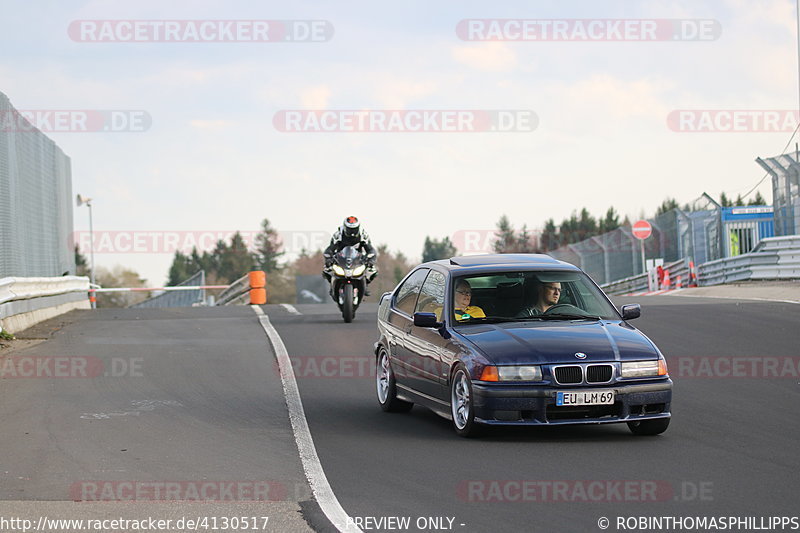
[[424, 254, 581, 274]]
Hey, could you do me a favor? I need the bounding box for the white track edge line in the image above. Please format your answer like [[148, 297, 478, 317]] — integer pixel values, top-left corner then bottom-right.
[[280, 303, 302, 315], [251, 305, 361, 533]]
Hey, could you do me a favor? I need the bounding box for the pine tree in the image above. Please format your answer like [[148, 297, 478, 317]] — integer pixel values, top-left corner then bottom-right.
[[422, 236, 457, 262], [599, 207, 620, 233], [748, 191, 767, 206], [74, 244, 89, 277], [656, 198, 680, 216], [540, 219, 559, 251], [254, 218, 284, 273], [493, 215, 517, 253], [515, 225, 537, 252]]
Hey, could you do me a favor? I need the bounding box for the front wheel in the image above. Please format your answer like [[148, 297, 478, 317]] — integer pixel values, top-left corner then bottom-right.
[[628, 418, 670, 436], [450, 365, 482, 437], [342, 283, 354, 323], [376, 348, 413, 412]]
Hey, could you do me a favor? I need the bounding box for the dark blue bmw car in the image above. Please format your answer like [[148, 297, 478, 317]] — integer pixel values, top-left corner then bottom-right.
[[374, 254, 672, 437]]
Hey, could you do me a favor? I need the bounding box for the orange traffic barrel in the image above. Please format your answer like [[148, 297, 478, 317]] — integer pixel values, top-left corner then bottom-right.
[[249, 270, 266, 289], [250, 288, 267, 305]]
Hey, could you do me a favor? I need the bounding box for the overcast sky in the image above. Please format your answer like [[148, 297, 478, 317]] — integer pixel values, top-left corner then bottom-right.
[[1, 0, 795, 285]]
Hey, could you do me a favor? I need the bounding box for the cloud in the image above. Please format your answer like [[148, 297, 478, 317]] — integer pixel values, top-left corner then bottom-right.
[[559, 75, 672, 121], [451, 42, 517, 72], [372, 77, 439, 108], [189, 119, 232, 129], [301, 85, 331, 108]]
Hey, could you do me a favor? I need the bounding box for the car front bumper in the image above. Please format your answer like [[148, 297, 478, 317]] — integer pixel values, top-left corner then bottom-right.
[[471, 379, 672, 426]]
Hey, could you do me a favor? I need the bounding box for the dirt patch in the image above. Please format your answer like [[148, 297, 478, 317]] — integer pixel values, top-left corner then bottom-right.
[[0, 338, 47, 356]]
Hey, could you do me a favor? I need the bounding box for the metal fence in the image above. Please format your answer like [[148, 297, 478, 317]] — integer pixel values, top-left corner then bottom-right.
[[549, 209, 687, 285], [757, 154, 800, 237], [0, 91, 75, 278], [131, 271, 206, 308]]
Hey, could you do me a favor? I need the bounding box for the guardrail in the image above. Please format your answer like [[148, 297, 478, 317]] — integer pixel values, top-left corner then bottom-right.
[[697, 235, 800, 285], [0, 276, 90, 334], [601, 258, 688, 295], [215, 274, 250, 306]]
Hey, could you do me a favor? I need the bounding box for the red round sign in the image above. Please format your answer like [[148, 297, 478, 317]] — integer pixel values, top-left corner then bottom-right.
[[632, 220, 652, 240]]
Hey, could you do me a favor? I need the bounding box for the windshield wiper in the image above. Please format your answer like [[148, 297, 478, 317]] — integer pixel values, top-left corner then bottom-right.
[[537, 313, 603, 321], [455, 314, 603, 324], [455, 316, 539, 324]]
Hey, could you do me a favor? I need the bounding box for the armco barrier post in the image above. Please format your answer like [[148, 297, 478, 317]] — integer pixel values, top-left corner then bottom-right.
[[249, 271, 267, 305]]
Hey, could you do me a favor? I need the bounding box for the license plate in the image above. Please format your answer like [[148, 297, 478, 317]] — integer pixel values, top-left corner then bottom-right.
[[556, 390, 615, 406]]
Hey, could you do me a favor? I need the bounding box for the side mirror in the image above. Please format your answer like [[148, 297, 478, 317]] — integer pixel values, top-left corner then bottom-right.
[[621, 304, 641, 320], [413, 312, 442, 328]]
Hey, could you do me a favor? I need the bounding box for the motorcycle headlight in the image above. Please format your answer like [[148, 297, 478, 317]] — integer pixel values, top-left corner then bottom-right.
[[497, 365, 543, 382], [332, 265, 345, 276], [352, 265, 366, 276]]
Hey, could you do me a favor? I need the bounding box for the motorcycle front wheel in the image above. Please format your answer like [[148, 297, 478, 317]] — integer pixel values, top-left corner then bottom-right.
[[342, 283, 355, 323]]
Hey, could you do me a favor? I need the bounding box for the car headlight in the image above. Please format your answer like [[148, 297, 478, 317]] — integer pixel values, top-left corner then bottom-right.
[[332, 265, 345, 276], [497, 365, 543, 382], [352, 265, 366, 276], [621, 358, 668, 378]]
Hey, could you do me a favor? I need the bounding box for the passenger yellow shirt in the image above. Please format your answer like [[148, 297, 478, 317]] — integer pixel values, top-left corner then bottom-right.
[[432, 305, 486, 321], [453, 306, 486, 321]]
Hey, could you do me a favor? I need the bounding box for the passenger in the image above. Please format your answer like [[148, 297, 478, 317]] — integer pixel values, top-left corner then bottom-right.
[[453, 279, 486, 322], [518, 281, 561, 317]]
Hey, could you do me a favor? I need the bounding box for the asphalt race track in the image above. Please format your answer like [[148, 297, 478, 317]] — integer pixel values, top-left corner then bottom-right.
[[269, 296, 800, 532], [1, 297, 799, 533]]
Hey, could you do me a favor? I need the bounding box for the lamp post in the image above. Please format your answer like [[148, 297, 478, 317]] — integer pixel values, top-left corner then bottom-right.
[[76, 194, 96, 309]]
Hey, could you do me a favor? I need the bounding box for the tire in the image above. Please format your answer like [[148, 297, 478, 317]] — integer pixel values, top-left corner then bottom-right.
[[450, 365, 482, 437], [376, 347, 413, 413], [627, 418, 670, 436], [342, 284, 354, 323]]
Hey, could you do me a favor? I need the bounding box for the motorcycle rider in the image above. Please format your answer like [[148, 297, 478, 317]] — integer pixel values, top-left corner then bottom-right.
[[322, 216, 378, 294]]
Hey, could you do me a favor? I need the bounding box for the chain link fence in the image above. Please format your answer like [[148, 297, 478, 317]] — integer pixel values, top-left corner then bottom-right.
[[757, 154, 800, 237], [548, 209, 691, 285], [0, 91, 75, 278]]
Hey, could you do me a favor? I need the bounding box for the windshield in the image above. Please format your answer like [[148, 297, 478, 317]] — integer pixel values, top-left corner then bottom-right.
[[336, 246, 362, 260], [451, 270, 619, 323]]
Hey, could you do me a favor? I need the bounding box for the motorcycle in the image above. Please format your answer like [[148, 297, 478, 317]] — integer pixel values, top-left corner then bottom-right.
[[324, 246, 371, 323]]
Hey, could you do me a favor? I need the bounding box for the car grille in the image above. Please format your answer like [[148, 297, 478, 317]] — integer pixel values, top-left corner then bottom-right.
[[554, 366, 582, 384], [586, 365, 613, 383]]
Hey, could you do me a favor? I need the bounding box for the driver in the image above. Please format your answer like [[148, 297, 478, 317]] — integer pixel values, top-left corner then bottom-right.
[[517, 281, 561, 317]]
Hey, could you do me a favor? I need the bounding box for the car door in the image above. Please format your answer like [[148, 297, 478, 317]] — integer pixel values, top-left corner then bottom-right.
[[404, 269, 450, 400], [387, 268, 429, 390]]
